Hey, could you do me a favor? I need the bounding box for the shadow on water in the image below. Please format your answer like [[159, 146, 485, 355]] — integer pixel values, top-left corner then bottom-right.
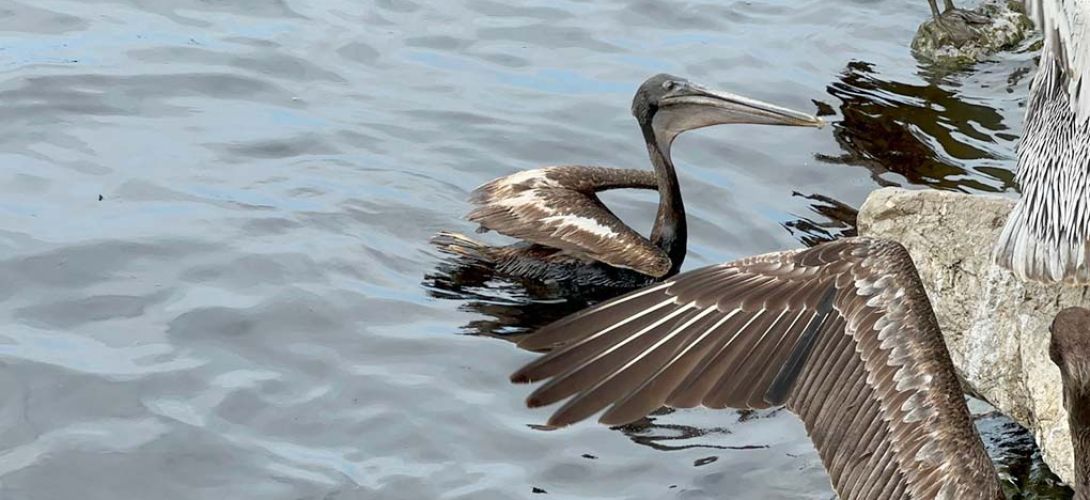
[[604, 408, 775, 453], [816, 60, 1017, 193]]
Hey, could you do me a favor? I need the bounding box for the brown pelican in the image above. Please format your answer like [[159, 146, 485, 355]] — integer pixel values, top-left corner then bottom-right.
[[433, 74, 823, 289], [510, 236, 1090, 498], [993, 0, 1090, 283]]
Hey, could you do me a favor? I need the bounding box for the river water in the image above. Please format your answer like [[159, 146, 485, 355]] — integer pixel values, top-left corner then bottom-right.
[[0, 0, 1068, 498]]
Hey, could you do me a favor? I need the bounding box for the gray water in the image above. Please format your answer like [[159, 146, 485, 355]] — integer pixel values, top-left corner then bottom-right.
[[0, 0, 1065, 499]]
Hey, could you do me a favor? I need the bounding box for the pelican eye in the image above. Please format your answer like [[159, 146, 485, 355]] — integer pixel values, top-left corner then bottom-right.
[[662, 80, 679, 91]]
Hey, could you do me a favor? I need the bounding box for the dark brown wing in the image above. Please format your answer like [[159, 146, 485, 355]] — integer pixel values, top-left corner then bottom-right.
[[511, 237, 1001, 500], [467, 166, 670, 277]]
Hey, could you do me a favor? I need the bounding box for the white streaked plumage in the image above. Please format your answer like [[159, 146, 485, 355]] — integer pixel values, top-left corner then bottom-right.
[[538, 214, 619, 239], [1024, 0, 1090, 120], [494, 168, 563, 190], [994, 0, 1090, 283], [468, 166, 674, 277]]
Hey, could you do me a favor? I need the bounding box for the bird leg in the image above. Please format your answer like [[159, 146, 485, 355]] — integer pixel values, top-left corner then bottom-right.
[[927, 0, 958, 21], [924, 0, 987, 46], [928, 0, 960, 20]]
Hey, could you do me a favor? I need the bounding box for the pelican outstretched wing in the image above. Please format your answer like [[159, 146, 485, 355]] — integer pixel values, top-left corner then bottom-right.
[[467, 166, 672, 277], [512, 237, 1001, 499]]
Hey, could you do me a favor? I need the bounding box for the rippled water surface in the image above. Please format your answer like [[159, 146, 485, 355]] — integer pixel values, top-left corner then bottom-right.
[[0, 0, 1067, 499]]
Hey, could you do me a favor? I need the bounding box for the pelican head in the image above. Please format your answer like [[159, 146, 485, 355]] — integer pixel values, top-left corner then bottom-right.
[[1051, 307, 1090, 398], [631, 73, 825, 150]]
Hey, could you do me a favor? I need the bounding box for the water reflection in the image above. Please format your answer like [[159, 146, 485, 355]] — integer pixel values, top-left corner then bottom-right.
[[422, 256, 613, 339], [782, 192, 858, 247], [818, 60, 1016, 192], [976, 409, 1073, 498], [609, 408, 774, 453]]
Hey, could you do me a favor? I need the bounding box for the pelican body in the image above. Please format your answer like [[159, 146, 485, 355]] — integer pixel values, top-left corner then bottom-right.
[[433, 74, 823, 289], [510, 236, 1090, 498], [994, 0, 1090, 283]]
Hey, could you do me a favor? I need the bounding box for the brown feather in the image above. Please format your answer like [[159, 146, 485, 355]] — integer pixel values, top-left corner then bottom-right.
[[510, 237, 1004, 499], [467, 166, 671, 277], [598, 310, 745, 425]]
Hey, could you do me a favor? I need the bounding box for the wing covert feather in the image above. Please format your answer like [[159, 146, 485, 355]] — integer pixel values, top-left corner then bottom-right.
[[467, 166, 670, 277]]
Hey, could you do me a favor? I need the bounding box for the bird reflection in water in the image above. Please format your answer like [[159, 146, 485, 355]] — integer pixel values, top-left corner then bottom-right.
[[817, 60, 1020, 193], [422, 256, 608, 340], [782, 192, 858, 248], [603, 407, 782, 453]]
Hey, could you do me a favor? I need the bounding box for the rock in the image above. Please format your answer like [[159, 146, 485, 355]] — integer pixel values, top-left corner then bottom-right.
[[858, 187, 1089, 485], [911, 0, 1034, 68]]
